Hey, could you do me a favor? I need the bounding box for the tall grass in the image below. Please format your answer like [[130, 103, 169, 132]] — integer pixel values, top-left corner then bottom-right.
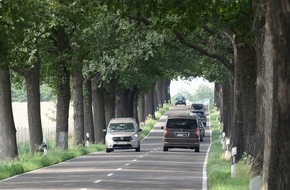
[[207, 106, 251, 190]]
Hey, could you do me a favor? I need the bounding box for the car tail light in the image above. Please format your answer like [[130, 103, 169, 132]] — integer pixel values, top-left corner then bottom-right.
[[195, 128, 200, 139], [164, 128, 168, 138]]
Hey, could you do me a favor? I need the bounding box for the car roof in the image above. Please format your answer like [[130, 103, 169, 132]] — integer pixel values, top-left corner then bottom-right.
[[167, 112, 198, 119], [109, 117, 136, 123]]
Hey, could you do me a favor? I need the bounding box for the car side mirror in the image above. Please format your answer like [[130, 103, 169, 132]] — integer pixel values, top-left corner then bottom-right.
[[138, 128, 142, 132], [161, 126, 164, 130]]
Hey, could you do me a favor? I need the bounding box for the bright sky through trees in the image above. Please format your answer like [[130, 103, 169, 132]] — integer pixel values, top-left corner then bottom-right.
[[170, 77, 214, 96]]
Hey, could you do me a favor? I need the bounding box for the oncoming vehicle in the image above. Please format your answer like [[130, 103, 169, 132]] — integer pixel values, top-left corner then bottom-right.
[[103, 118, 142, 153], [175, 96, 186, 106], [161, 114, 200, 152]]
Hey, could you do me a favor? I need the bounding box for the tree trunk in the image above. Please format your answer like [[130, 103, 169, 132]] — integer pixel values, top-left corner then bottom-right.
[[163, 79, 171, 103], [263, 0, 290, 189], [72, 68, 84, 145], [84, 79, 94, 143], [253, 0, 266, 174], [0, 66, 18, 159], [240, 45, 257, 157], [55, 27, 70, 150], [144, 84, 155, 120], [155, 80, 163, 109], [221, 81, 233, 137], [104, 79, 116, 126], [24, 61, 43, 153], [115, 87, 138, 118], [92, 76, 106, 143], [137, 95, 145, 124]]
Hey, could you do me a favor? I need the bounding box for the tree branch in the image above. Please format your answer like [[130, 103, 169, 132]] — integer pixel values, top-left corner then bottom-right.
[[173, 30, 234, 72]]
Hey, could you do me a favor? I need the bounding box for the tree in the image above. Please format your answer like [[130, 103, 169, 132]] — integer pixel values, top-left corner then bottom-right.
[[263, 0, 290, 189]]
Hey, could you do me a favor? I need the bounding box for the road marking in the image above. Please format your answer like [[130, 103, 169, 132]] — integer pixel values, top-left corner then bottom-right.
[[125, 163, 130, 166], [80, 188, 87, 190], [94, 180, 102, 184], [107, 173, 114, 177], [139, 155, 143, 158], [116, 168, 122, 170], [132, 159, 137, 162], [202, 115, 212, 190]]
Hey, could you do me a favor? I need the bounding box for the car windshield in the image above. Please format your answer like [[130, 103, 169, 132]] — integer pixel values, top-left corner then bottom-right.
[[166, 119, 197, 129], [108, 123, 135, 132]]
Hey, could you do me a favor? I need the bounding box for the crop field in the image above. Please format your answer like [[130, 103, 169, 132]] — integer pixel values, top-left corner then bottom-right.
[[12, 102, 74, 143]]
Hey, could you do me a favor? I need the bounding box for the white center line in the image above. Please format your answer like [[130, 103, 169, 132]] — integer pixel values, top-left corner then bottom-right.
[[94, 180, 102, 184], [125, 163, 130, 166], [80, 189, 87, 190], [139, 155, 143, 158], [116, 168, 122, 170], [132, 159, 137, 162], [107, 173, 114, 177]]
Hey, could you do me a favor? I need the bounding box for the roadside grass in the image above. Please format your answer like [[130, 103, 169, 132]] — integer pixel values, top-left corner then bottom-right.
[[0, 104, 171, 181], [140, 103, 171, 140], [207, 107, 251, 190]]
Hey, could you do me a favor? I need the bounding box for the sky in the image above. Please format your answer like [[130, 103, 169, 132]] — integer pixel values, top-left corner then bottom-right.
[[170, 77, 214, 96]]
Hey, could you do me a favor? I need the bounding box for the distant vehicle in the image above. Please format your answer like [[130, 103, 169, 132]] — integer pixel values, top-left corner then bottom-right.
[[175, 96, 186, 106], [103, 118, 142, 153], [198, 120, 205, 142], [191, 110, 207, 127], [191, 103, 205, 111], [161, 114, 200, 152]]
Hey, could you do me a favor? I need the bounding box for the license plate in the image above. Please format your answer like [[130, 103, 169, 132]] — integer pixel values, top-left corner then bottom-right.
[[176, 133, 188, 137], [117, 141, 128, 145]]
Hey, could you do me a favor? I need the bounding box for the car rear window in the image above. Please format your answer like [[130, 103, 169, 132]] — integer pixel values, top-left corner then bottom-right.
[[166, 119, 197, 129]]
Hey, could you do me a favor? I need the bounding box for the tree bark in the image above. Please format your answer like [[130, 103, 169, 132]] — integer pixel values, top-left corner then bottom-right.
[[115, 87, 138, 118], [0, 65, 18, 159], [144, 84, 155, 119], [24, 61, 43, 153], [55, 27, 71, 150], [137, 95, 145, 124], [84, 79, 94, 143], [263, 0, 290, 189], [72, 68, 84, 145], [104, 79, 116, 126], [92, 75, 106, 143], [253, 0, 266, 174], [155, 80, 163, 109]]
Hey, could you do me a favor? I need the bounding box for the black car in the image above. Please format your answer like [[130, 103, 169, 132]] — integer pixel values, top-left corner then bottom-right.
[[175, 96, 186, 106], [191, 110, 206, 127]]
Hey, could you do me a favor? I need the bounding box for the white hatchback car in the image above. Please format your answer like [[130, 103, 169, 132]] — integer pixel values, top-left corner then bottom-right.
[[103, 118, 142, 153]]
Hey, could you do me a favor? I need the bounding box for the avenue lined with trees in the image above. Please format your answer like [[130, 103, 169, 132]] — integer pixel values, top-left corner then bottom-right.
[[0, 1, 289, 189]]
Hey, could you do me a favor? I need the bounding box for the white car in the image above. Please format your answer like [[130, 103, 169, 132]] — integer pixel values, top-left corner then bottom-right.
[[103, 118, 142, 153]]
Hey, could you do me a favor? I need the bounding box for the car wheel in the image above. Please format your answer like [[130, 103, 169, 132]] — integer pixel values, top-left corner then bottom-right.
[[106, 148, 111, 153], [135, 146, 140, 152], [195, 146, 200, 152], [163, 146, 168, 151]]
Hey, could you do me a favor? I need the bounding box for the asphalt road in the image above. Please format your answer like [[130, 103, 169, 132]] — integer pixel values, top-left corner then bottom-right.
[[0, 105, 211, 190]]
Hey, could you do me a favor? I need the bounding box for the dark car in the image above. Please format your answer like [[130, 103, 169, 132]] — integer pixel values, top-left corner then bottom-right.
[[198, 120, 205, 142], [161, 114, 200, 152], [175, 96, 186, 106], [191, 110, 206, 127]]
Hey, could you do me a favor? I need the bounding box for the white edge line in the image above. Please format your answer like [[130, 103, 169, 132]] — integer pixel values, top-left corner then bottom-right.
[[202, 114, 212, 190], [94, 180, 102, 184], [107, 173, 114, 177]]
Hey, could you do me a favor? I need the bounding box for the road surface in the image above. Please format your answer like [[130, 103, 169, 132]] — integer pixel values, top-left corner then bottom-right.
[[0, 106, 211, 190]]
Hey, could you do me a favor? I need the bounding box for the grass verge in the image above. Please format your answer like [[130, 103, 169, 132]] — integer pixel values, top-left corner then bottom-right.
[[207, 106, 251, 190]]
